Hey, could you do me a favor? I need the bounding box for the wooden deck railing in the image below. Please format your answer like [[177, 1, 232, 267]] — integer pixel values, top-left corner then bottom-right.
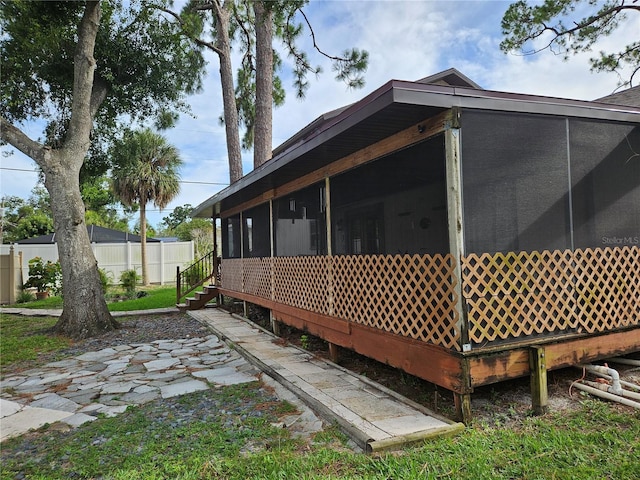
[[176, 251, 216, 303], [461, 246, 640, 347], [220, 246, 639, 351], [222, 254, 462, 351]]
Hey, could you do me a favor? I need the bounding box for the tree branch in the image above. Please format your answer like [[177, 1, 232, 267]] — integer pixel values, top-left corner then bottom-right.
[[297, 9, 356, 63], [67, 1, 100, 152], [0, 116, 46, 165], [156, 5, 223, 55]]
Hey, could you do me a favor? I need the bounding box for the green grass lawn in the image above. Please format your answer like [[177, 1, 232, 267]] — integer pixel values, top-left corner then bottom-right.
[[0, 315, 71, 369], [0, 389, 638, 479], [13, 285, 179, 311], [1, 309, 639, 479]]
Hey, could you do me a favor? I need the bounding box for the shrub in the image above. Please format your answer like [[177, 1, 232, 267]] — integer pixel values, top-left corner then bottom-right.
[[23, 257, 61, 293], [98, 268, 112, 295], [119, 269, 140, 299], [16, 290, 36, 303]]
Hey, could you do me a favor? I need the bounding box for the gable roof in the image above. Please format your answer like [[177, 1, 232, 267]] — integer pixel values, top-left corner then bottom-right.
[[416, 68, 482, 89], [596, 85, 640, 107], [16, 225, 160, 244]]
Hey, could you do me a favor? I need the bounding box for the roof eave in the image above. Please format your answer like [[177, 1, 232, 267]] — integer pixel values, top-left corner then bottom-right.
[[192, 82, 640, 219]]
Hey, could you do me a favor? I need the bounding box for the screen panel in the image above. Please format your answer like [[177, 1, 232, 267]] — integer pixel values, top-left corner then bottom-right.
[[461, 110, 571, 254], [569, 119, 640, 249]]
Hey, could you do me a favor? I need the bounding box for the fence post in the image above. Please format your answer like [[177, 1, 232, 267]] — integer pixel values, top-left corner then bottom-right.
[[176, 266, 180, 304], [8, 245, 16, 304], [160, 241, 165, 285], [126, 242, 132, 270]]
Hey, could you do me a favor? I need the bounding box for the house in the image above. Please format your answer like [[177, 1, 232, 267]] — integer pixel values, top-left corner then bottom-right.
[[190, 69, 640, 422], [15, 225, 160, 244]]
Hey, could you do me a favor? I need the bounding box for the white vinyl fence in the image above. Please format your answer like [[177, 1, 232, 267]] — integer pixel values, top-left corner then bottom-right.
[[0, 241, 194, 286]]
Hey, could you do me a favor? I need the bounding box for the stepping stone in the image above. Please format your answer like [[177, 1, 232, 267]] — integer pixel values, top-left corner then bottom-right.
[[98, 405, 129, 417], [76, 348, 118, 362], [120, 391, 160, 404], [98, 362, 129, 377], [170, 348, 195, 357], [38, 373, 72, 385], [0, 399, 23, 418], [62, 413, 97, 427], [45, 359, 81, 369], [0, 406, 73, 442], [160, 379, 209, 399], [133, 385, 157, 394], [101, 381, 138, 394], [192, 367, 257, 386], [30, 394, 80, 413], [144, 358, 180, 372], [0, 377, 26, 389], [78, 404, 104, 414]]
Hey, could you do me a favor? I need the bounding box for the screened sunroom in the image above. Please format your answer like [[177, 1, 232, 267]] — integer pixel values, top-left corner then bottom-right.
[[191, 70, 639, 421]]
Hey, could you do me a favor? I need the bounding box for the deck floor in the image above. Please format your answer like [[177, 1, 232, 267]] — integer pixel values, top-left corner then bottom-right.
[[188, 308, 463, 452]]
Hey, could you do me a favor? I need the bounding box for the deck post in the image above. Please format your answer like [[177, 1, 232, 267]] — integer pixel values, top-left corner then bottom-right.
[[269, 310, 281, 335], [529, 345, 549, 415], [444, 110, 469, 351], [328, 342, 340, 363], [213, 216, 219, 286], [453, 393, 472, 425]]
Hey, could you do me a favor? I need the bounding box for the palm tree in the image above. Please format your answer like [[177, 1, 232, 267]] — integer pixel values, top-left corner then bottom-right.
[[111, 129, 182, 286]]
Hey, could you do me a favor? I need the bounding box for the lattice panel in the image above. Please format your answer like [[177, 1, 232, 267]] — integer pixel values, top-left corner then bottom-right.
[[273, 256, 331, 315], [332, 254, 461, 350], [221, 259, 243, 293], [243, 258, 273, 299], [574, 247, 640, 333], [462, 246, 640, 346]]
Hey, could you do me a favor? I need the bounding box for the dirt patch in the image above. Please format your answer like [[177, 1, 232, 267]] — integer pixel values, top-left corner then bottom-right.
[[243, 303, 640, 426]]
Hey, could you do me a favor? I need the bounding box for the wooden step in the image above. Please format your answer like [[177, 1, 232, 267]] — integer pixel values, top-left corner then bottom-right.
[[180, 287, 220, 310]]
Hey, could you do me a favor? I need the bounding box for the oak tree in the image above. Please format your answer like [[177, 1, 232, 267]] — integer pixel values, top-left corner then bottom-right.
[[0, 0, 205, 338]]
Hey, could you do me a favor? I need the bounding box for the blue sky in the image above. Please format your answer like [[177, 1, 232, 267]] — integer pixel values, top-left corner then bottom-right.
[[1, 0, 637, 229]]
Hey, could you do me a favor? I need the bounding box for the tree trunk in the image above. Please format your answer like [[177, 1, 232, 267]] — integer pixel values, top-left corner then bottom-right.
[[216, 1, 243, 183], [46, 152, 119, 338], [140, 200, 149, 286], [253, 0, 273, 168]]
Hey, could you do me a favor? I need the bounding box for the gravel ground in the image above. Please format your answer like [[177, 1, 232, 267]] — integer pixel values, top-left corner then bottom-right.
[[58, 312, 213, 356]]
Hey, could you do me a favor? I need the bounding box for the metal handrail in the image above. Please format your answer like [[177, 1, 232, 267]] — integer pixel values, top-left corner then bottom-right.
[[176, 250, 216, 303]]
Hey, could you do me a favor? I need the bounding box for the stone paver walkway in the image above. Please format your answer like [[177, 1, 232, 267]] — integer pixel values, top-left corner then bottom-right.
[[0, 333, 258, 442]]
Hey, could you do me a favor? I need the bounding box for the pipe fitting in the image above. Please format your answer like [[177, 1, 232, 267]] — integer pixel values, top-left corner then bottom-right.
[[578, 364, 623, 395]]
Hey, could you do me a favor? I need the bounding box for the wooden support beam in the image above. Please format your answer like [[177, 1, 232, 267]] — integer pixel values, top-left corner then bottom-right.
[[444, 114, 469, 351], [270, 310, 281, 336], [328, 342, 341, 363], [454, 393, 472, 425], [529, 346, 548, 415]]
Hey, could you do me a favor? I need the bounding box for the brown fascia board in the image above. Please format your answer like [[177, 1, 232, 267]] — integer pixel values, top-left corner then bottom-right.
[[192, 81, 640, 218]]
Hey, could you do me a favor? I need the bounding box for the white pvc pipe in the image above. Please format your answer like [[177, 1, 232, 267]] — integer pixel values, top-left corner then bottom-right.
[[578, 364, 623, 395], [581, 380, 640, 402], [572, 382, 640, 409], [581, 370, 640, 392], [606, 357, 640, 367]]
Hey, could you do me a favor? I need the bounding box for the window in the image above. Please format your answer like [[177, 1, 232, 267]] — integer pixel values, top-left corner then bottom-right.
[[243, 203, 271, 257], [570, 120, 640, 249], [273, 183, 327, 256], [222, 214, 241, 259], [331, 136, 449, 255]]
